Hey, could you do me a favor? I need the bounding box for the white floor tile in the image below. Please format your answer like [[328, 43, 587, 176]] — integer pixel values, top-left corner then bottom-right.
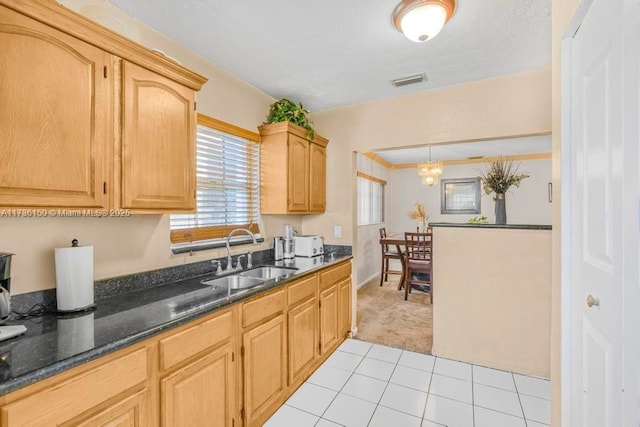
[[398, 350, 436, 372], [315, 419, 344, 427], [513, 374, 551, 400], [366, 343, 403, 364], [420, 420, 447, 427], [307, 365, 352, 391], [473, 383, 523, 417], [354, 357, 396, 381], [526, 420, 550, 426], [286, 383, 338, 417], [264, 404, 319, 427], [323, 350, 364, 373], [369, 405, 422, 427], [472, 365, 516, 391], [379, 383, 428, 418], [428, 373, 473, 404], [433, 357, 472, 381], [341, 373, 387, 403], [423, 394, 474, 427], [474, 406, 526, 427], [390, 365, 432, 392], [338, 339, 373, 356], [519, 394, 552, 424], [323, 393, 377, 427]]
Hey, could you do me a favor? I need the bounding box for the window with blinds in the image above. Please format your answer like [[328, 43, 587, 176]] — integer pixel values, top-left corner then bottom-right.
[[170, 115, 260, 245], [357, 172, 386, 226]]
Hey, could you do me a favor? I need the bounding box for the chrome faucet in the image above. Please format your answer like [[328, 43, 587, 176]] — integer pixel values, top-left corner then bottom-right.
[[225, 228, 258, 272]]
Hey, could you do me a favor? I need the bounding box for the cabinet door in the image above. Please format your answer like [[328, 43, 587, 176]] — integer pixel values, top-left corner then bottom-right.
[[74, 389, 148, 427], [338, 278, 352, 338], [309, 142, 326, 213], [121, 61, 195, 212], [0, 6, 111, 208], [288, 297, 318, 385], [287, 134, 310, 212], [243, 314, 287, 426], [319, 285, 339, 354], [161, 342, 235, 427]]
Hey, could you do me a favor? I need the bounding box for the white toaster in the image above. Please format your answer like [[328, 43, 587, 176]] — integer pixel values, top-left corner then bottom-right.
[[294, 235, 324, 257]]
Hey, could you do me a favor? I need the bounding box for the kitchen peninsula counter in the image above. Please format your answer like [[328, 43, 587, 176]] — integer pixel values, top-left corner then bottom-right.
[[430, 224, 551, 378], [0, 253, 352, 396]]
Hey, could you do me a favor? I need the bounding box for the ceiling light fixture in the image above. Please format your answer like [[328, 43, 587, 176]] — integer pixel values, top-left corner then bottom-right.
[[392, 0, 457, 43], [417, 146, 444, 187]]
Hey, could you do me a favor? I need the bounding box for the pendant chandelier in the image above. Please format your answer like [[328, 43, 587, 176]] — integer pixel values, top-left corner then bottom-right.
[[417, 146, 443, 187]]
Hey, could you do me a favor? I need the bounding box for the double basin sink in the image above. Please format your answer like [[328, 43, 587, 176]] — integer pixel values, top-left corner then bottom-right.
[[200, 266, 298, 296]]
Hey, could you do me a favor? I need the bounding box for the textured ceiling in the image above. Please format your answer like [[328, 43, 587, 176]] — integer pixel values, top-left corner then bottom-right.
[[107, 0, 551, 112], [374, 135, 552, 164]]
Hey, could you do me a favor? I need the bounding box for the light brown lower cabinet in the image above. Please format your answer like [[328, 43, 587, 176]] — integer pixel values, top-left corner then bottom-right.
[[319, 284, 340, 355], [0, 347, 149, 426], [161, 342, 235, 427], [0, 260, 352, 427], [288, 297, 319, 386], [338, 278, 352, 338], [242, 314, 287, 426], [75, 389, 148, 427]]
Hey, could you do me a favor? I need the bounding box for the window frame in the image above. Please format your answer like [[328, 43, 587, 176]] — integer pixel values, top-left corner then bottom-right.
[[356, 171, 386, 226], [170, 114, 261, 246]]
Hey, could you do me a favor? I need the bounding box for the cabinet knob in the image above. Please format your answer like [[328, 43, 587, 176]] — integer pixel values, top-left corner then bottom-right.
[[586, 294, 600, 308]]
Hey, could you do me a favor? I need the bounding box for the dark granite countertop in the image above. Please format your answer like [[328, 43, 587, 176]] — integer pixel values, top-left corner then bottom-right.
[[430, 222, 552, 230], [0, 253, 352, 396]]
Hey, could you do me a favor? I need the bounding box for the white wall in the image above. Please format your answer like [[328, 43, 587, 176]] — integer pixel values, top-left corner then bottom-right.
[[387, 158, 552, 231], [355, 154, 392, 287]]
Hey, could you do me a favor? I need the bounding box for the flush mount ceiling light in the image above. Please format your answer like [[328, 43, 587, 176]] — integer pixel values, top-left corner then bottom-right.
[[417, 146, 444, 187], [392, 0, 457, 42]]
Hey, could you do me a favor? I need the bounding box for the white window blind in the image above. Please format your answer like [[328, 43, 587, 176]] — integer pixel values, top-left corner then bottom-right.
[[357, 172, 385, 226], [170, 117, 260, 244]]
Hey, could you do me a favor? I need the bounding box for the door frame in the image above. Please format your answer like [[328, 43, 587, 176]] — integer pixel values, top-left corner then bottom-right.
[[559, 1, 594, 426]]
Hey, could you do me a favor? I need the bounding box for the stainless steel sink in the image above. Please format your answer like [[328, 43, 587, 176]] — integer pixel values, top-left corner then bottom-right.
[[239, 266, 297, 280], [201, 275, 266, 290]]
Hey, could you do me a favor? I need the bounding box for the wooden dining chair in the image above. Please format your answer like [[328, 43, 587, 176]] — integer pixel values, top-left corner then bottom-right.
[[403, 231, 433, 303], [379, 227, 403, 286]]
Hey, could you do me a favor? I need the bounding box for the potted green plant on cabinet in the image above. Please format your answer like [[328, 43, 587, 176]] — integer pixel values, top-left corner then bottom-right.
[[264, 98, 315, 139], [478, 158, 529, 224]]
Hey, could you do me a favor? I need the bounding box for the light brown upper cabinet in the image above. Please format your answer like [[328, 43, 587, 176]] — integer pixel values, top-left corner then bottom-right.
[[0, 5, 112, 209], [0, 1, 206, 213], [258, 122, 329, 214], [120, 62, 195, 211]]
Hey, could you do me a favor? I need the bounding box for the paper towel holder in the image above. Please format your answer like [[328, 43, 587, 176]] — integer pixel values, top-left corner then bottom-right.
[[55, 239, 96, 313]]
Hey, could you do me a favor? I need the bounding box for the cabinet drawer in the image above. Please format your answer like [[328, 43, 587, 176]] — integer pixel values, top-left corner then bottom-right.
[[287, 275, 317, 306], [159, 309, 233, 371], [2, 348, 148, 426], [242, 289, 286, 328], [319, 262, 351, 289]]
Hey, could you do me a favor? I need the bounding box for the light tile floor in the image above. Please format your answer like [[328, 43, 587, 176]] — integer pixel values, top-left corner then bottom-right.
[[264, 339, 551, 427]]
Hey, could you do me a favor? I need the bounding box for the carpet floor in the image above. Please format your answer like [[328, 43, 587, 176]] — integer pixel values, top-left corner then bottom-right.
[[355, 276, 433, 354]]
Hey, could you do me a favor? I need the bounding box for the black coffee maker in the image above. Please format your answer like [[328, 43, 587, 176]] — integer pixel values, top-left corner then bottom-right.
[[0, 253, 13, 293], [0, 253, 13, 324]]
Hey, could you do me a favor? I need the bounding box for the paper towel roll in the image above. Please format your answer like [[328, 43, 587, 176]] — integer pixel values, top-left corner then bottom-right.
[[55, 245, 94, 312]]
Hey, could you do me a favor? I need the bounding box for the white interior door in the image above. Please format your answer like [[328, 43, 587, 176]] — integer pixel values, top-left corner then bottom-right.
[[621, 1, 640, 425], [570, 0, 624, 425]]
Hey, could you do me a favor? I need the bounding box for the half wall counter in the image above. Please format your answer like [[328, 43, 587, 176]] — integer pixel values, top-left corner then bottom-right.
[[429, 223, 552, 378]]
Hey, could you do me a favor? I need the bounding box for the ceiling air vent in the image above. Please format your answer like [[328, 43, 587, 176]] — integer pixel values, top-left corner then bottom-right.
[[391, 72, 427, 88]]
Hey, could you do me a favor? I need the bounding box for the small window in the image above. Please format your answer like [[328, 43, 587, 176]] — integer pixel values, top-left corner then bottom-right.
[[170, 115, 261, 247], [357, 172, 386, 226]]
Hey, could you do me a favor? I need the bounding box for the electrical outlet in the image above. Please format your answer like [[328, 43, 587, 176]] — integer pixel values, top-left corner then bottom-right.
[[333, 225, 342, 238]]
